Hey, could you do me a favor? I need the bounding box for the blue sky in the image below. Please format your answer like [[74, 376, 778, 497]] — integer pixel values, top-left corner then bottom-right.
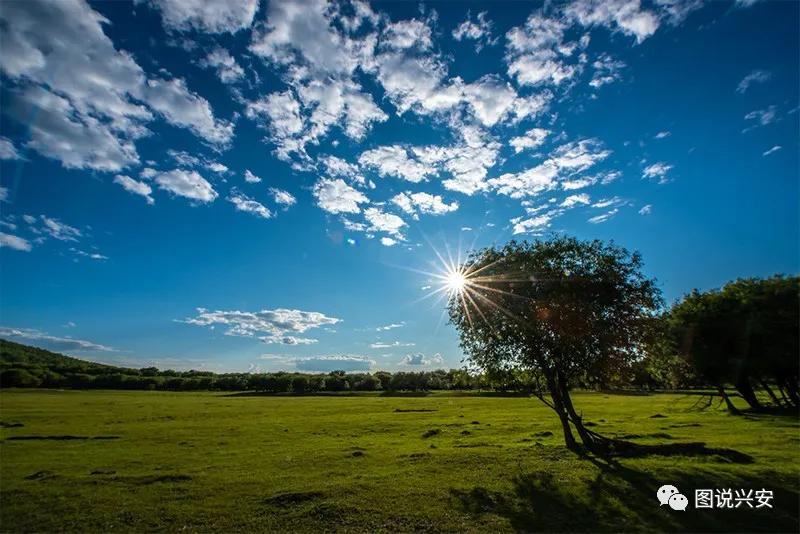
[[0, 0, 797, 373]]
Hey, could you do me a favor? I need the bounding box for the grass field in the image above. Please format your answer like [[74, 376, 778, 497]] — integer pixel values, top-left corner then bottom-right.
[[0, 389, 798, 533]]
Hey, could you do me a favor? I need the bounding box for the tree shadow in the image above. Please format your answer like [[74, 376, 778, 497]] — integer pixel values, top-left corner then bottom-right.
[[600, 440, 755, 464], [451, 449, 798, 533]]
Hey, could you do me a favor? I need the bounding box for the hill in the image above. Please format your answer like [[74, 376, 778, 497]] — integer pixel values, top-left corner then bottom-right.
[[0, 339, 116, 371]]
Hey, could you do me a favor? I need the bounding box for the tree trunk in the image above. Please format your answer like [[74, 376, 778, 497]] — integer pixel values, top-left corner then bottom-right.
[[758, 379, 782, 408], [734, 377, 762, 410], [784, 379, 800, 408], [557, 376, 604, 452], [776, 382, 793, 408], [716, 384, 740, 415], [543, 369, 577, 450]]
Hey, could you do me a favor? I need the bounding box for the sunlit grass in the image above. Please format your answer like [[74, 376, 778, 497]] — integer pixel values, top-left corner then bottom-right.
[[0, 389, 797, 532]]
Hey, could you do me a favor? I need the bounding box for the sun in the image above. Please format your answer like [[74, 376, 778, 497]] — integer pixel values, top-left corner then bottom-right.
[[445, 269, 467, 294]]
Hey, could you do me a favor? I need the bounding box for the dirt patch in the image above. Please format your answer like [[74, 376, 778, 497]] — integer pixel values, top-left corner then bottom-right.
[[0, 422, 24, 428], [422, 429, 441, 438], [394, 408, 437, 413], [649, 414, 668, 418], [533, 431, 554, 437]]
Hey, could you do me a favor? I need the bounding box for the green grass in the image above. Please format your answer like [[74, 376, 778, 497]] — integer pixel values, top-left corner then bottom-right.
[[1, 390, 798, 532]]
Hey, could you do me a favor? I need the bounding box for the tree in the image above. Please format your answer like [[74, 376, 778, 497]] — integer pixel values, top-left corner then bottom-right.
[[668, 275, 799, 411], [291, 375, 309, 393], [447, 237, 661, 453]]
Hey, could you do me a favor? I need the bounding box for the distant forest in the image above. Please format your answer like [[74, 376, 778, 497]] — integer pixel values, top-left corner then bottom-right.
[[0, 338, 679, 393]]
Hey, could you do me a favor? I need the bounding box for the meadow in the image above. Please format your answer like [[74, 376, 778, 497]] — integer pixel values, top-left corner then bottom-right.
[[0, 389, 798, 533]]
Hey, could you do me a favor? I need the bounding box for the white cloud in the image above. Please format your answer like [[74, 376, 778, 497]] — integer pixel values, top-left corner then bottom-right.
[[588, 208, 619, 223], [490, 138, 610, 198], [313, 178, 369, 214], [206, 162, 228, 174], [592, 196, 624, 208], [270, 188, 296, 207], [228, 190, 272, 219], [376, 322, 404, 331], [391, 192, 458, 219], [654, 131, 671, 139], [148, 0, 259, 34], [762, 145, 782, 156], [41, 216, 82, 241], [510, 128, 550, 153], [0, 137, 22, 160], [512, 214, 553, 234], [320, 155, 362, 183], [364, 207, 406, 238], [0, 233, 32, 252], [412, 128, 502, 195], [504, 13, 579, 87], [736, 69, 771, 94], [639, 204, 652, 215], [12, 87, 141, 172], [370, 341, 414, 348], [560, 193, 591, 207], [380, 237, 398, 247], [185, 307, 340, 345], [642, 162, 673, 183], [589, 53, 625, 88], [382, 19, 433, 51], [743, 105, 778, 131], [654, 0, 704, 25], [71, 248, 108, 261], [460, 76, 521, 127], [565, 0, 660, 43], [244, 170, 262, 183], [0, 326, 114, 351], [0, 187, 7, 203], [294, 355, 373, 372], [155, 169, 218, 203], [400, 353, 444, 366], [113, 174, 154, 204], [200, 47, 245, 83], [0, 1, 234, 171], [142, 78, 234, 148], [452, 11, 497, 52], [359, 145, 435, 183], [249, 0, 361, 77]]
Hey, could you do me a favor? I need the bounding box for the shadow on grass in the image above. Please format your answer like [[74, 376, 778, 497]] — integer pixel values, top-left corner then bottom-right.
[[601, 441, 755, 465], [451, 449, 798, 533]]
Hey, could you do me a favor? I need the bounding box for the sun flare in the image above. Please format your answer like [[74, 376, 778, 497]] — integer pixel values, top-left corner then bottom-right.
[[445, 269, 467, 294]]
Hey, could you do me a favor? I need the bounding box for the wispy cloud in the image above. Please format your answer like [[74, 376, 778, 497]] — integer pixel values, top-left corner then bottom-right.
[[736, 69, 771, 93], [0, 326, 114, 352]]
